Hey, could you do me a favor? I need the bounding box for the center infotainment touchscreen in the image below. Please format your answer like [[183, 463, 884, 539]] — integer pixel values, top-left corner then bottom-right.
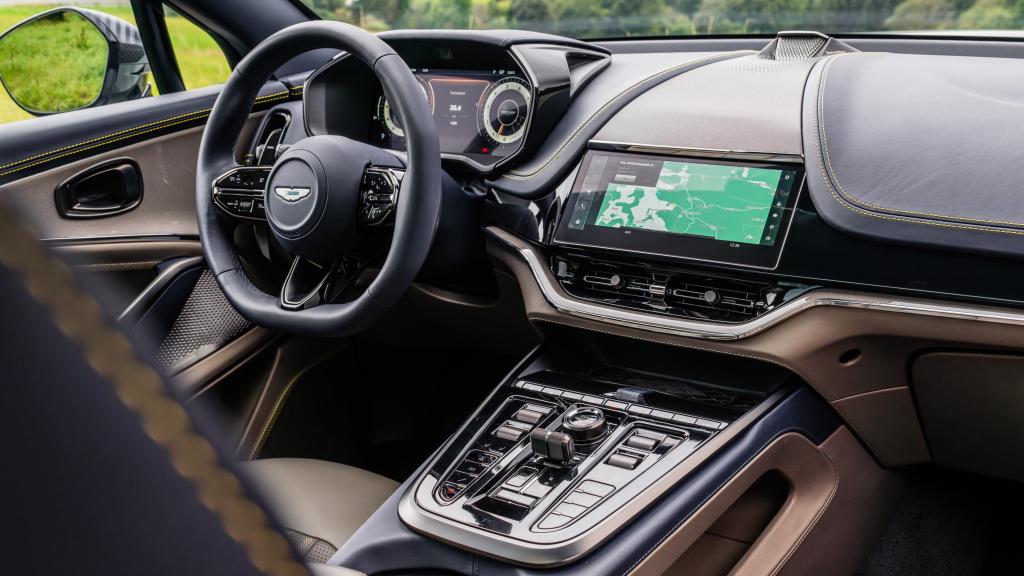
[[554, 150, 804, 269]]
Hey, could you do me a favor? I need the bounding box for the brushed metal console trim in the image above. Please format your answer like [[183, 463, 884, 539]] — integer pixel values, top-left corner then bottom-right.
[[487, 226, 1024, 341], [398, 386, 789, 567]]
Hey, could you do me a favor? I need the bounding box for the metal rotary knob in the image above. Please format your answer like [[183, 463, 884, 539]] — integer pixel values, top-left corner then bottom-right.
[[562, 406, 607, 443]]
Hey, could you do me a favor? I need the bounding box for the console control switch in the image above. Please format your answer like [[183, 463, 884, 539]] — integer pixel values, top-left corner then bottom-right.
[[530, 429, 575, 465]]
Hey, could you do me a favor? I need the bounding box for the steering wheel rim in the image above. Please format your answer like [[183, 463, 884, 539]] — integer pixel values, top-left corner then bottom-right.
[[196, 21, 441, 336]]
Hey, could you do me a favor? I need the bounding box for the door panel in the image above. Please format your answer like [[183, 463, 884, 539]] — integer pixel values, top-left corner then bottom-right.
[[0, 82, 301, 389], [3, 126, 205, 241]]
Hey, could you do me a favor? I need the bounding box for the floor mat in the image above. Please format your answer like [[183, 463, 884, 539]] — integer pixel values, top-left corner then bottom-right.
[[855, 467, 1024, 576]]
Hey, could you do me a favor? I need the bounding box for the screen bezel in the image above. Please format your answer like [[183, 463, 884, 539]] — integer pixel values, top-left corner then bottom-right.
[[553, 150, 805, 270]]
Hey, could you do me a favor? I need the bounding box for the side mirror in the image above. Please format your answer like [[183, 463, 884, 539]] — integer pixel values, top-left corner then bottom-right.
[[0, 7, 150, 116]]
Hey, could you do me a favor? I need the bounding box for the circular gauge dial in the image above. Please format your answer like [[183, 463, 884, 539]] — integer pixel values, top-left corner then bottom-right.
[[378, 76, 433, 139], [480, 77, 530, 146]]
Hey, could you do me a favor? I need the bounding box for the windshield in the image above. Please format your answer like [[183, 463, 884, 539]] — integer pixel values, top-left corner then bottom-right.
[[299, 0, 1024, 39]]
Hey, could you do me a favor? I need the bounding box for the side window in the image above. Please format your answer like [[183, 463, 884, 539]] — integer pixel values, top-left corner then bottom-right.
[[162, 6, 231, 90]]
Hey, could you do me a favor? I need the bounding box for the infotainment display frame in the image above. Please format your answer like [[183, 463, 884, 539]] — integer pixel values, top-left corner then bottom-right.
[[553, 149, 805, 270]]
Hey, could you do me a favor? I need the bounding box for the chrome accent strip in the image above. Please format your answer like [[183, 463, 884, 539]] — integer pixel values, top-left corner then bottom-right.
[[588, 140, 805, 164], [398, 387, 789, 566], [488, 226, 1024, 341]]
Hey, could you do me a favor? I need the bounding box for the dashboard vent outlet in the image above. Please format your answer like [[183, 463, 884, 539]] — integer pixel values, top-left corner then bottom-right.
[[555, 256, 803, 323], [760, 31, 857, 61]]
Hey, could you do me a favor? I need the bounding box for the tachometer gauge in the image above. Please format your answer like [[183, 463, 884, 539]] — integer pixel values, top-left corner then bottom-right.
[[378, 75, 434, 139], [479, 76, 530, 146]]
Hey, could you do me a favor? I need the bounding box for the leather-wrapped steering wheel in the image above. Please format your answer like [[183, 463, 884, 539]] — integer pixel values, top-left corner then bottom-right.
[[196, 22, 441, 336]]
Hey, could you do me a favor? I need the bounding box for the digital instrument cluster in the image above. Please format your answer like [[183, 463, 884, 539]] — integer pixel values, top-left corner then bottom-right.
[[370, 68, 531, 166]]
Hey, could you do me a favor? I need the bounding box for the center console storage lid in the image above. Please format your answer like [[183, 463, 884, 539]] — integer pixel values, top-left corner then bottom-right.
[[803, 52, 1024, 258]]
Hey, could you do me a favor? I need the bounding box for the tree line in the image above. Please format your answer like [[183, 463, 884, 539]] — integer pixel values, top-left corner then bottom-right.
[[302, 0, 1024, 37]]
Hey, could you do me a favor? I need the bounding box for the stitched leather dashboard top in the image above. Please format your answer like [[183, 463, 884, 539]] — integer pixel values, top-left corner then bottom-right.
[[803, 52, 1024, 257]]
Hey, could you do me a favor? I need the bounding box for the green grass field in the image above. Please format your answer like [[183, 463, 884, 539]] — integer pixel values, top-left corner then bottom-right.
[[0, 4, 230, 124]]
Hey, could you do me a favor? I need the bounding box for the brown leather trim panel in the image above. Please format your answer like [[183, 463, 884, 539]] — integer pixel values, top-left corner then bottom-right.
[[1, 113, 264, 243], [913, 351, 1024, 482], [631, 428, 899, 576]]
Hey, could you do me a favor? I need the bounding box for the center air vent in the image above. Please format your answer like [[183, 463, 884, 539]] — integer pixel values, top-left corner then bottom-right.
[[554, 255, 804, 323]]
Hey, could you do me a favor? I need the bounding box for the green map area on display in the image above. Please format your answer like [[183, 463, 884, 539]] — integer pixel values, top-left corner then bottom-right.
[[593, 161, 784, 245]]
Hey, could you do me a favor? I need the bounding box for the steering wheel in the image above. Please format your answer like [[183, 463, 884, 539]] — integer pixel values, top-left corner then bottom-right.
[[196, 22, 441, 336]]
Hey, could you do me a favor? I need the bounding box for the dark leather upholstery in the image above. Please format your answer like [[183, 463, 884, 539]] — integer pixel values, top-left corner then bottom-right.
[[804, 52, 1024, 258]]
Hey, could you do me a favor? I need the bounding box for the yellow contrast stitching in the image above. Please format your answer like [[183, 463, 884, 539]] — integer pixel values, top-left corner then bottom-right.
[[817, 55, 1024, 231], [504, 52, 743, 180], [0, 89, 298, 177], [0, 208, 308, 576]]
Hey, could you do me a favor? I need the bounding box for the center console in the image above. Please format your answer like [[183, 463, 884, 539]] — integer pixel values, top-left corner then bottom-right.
[[398, 336, 792, 566]]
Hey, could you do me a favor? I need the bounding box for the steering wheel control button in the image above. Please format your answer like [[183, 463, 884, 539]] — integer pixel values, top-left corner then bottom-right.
[[359, 167, 402, 226], [562, 406, 607, 443], [213, 167, 272, 220], [606, 452, 642, 470]]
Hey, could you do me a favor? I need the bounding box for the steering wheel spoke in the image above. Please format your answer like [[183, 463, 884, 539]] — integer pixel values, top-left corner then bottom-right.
[[359, 165, 404, 226], [212, 165, 270, 221], [280, 256, 364, 311]]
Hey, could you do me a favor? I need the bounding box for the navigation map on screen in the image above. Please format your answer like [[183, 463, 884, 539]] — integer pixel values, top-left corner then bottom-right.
[[591, 160, 786, 246]]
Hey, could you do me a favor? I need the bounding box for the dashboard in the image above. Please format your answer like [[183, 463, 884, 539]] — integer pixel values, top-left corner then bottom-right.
[[296, 29, 1024, 315], [370, 68, 532, 166], [257, 27, 1024, 574]]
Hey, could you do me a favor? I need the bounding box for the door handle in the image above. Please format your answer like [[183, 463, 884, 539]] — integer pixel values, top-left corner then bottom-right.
[[55, 158, 143, 219]]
